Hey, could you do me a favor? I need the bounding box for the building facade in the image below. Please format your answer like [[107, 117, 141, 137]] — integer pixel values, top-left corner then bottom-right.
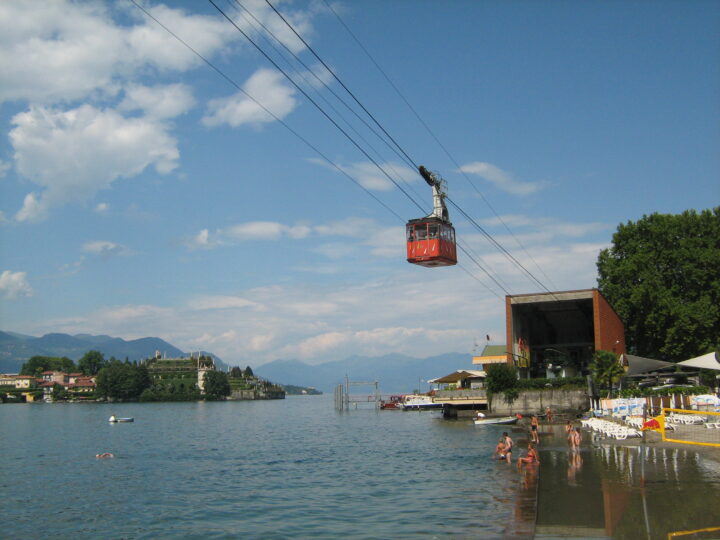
[[505, 289, 626, 379]]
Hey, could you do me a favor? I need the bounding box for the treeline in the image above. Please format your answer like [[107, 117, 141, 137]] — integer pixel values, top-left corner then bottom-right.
[[20, 350, 110, 377], [18, 351, 232, 401]]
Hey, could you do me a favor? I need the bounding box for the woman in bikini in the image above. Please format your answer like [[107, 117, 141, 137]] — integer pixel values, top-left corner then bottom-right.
[[517, 443, 539, 469]]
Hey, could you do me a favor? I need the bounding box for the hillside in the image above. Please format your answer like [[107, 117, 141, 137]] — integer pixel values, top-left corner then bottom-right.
[[255, 352, 472, 394], [0, 331, 227, 373]]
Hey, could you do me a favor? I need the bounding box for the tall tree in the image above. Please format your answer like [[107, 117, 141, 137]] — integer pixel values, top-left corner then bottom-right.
[[203, 370, 231, 400], [20, 356, 76, 376], [78, 350, 106, 375], [96, 361, 150, 400], [590, 350, 625, 398], [597, 208, 720, 361]]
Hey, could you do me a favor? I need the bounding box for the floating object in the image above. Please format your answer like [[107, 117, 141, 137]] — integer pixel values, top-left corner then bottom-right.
[[474, 416, 519, 426], [406, 166, 457, 267], [109, 415, 134, 423], [96, 452, 114, 459]]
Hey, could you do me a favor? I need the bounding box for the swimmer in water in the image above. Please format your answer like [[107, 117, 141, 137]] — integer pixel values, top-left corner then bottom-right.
[[96, 452, 114, 459]]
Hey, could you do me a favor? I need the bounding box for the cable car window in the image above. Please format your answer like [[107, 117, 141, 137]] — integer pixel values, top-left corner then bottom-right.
[[428, 224, 438, 239], [407, 227, 415, 242], [416, 225, 428, 240]]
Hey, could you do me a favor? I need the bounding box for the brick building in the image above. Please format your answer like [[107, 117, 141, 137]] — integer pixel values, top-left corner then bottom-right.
[[502, 289, 626, 379]]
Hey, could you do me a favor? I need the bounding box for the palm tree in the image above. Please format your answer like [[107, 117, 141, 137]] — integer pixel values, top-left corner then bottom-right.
[[590, 350, 625, 398]]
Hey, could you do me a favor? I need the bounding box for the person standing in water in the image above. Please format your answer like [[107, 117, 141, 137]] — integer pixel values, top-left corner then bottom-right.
[[530, 415, 540, 444], [502, 431, 513, 463]]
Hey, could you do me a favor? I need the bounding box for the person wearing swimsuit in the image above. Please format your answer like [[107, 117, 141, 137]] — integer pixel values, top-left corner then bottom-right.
[[517, 443, 539, 469], [502, 431, 513, 463], [530, 415, 539, 444]]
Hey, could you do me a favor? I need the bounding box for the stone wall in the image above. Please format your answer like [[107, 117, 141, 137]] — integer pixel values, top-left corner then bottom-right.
[[490, 389, 589, 415]]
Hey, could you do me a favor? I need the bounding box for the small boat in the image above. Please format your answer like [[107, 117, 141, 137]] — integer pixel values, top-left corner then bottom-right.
[[109, 415, 134, 423], [380, 395, 404, 410], [473, 414, 518, 426]]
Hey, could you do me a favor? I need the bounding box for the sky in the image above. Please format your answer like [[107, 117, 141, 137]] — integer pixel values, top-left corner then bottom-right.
[[1, 0, 718, 368]]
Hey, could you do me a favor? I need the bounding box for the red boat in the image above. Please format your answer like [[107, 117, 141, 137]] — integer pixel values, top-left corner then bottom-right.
[[380, 395, 404, 410]]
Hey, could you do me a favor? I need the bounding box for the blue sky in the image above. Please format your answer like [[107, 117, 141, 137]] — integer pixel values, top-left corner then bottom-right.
[[1, 0, 718, 367]]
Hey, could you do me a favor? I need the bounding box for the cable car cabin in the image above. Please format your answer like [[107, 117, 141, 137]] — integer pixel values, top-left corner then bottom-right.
[[406, 217, 457, 267]]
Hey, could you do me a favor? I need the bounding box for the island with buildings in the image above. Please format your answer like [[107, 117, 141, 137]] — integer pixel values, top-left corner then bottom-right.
[[0, 350, 286, 403]]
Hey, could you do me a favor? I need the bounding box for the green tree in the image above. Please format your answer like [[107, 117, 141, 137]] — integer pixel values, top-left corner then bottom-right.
[[243, 366, 254, 378], [203, 370, 231, 400], [484, 363, 518, 406], [20, 356, 76, 376], [590, 350, 625, 398], [96, 361, 151, 400], [78, 350, 106, 375], [229, 366, 243, 378], [51, 383, 71, 401], [597, 208, 720, 361]]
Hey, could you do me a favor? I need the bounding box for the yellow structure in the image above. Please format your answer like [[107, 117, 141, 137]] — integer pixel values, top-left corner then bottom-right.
[[660, 408, 720, 448]]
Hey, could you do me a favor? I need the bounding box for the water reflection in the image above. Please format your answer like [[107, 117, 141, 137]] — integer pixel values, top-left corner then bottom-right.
[[535, 425, 720, 539]]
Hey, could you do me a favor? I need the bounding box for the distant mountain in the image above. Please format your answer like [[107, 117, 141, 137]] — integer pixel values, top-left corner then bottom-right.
[[0, 331, 227, 373], [255, 352, 472, 394]]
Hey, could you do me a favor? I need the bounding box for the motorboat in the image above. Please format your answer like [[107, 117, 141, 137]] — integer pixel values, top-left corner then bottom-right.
[[380, 395, 404, 410], [473, 413, 518, 426], [109, 415, 134, 423], [402, 394, 443, 411]]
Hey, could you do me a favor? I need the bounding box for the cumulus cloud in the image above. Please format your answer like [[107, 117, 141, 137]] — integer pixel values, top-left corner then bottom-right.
[[11, 104, 179, 221], [0, 270, 33, 299], [119, 83, 195, 119], [459, 162, 547, 196], [0, 1, 240, 104], [186, 221, 311, 249], [0, 160, 10, 178], [202, 68, 298, 127]]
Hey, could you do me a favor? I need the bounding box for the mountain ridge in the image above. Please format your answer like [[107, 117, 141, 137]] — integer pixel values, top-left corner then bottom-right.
[[0, 331, 225, 373]]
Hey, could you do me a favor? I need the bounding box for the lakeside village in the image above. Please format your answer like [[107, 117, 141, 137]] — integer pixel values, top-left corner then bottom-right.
[[0, 351, 294, 403]]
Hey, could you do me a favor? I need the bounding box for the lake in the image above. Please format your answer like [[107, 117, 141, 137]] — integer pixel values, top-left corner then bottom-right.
[[2, 396, 522, 539], [4, 398, 720, 539]]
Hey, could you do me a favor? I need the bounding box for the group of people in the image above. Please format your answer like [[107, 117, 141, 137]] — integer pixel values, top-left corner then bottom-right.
[[493, 430, 540, 468], [492, 408, 584, 470]]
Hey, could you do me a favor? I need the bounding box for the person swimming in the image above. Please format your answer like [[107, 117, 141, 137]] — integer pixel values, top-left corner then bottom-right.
[[96, 452, 114, 459]]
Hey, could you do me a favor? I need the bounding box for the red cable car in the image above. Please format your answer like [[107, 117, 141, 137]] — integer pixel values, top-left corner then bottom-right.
[[406, 166, 457, 267]]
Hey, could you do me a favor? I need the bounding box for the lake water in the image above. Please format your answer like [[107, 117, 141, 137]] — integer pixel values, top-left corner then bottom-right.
[[1, 396, 523, 539], [4, 398, 720, 539]]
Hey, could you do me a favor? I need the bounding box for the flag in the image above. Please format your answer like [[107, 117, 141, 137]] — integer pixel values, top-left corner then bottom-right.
[[641, 416, 662, 431]]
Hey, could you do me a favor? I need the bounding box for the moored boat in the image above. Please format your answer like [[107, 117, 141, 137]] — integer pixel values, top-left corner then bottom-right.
[[473, 414, 518, 426], [402, 394, 443, 411], [109, 415, 134, 423]]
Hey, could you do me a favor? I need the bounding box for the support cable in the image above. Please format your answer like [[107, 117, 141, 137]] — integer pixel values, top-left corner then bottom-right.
[[322, 0, 558, 292], [208, 0, 427, 215]]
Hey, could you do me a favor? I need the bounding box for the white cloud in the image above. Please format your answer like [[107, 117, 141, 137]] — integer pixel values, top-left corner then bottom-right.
[[82, 240, 131, 257], [459, 162, 547, 196], [202, 68, 298, 127], [119, 83, 195, 119], [94, 202, 109, 214], [11, 104, 179, 221], [187, 220, 312, 249], [0, 270, 33, 299], [187, 295, 262, 311], [0, 1, 240, 104]]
